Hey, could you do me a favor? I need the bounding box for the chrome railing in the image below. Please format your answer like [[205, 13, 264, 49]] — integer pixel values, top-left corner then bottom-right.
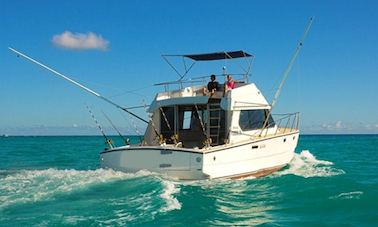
[[154, 74, 248, 92], [271, 112, 300, 135]]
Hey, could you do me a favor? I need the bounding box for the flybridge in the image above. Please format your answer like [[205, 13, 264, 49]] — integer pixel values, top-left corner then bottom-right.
[[158, 50, 255, 90]]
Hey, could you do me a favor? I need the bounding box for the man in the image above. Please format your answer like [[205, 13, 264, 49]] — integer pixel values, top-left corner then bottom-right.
[[205, 74, 220, 96]]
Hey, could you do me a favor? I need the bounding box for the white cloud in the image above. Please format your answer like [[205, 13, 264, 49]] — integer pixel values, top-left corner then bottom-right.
[[52, 31, 109, 51], [335, 121, 342, 129], [321, 123, 332, 129], [302, 121, 378, 134]]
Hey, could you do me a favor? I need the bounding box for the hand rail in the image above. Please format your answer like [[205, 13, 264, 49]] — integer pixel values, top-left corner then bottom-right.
[[271, 112, 300, 135]]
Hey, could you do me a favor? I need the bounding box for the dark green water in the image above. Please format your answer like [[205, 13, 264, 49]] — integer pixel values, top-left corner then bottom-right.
[[0, 135, 377, 226]]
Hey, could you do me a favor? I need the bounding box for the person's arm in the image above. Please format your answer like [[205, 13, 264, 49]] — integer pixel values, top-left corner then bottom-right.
[[215, 82, 220, 91]]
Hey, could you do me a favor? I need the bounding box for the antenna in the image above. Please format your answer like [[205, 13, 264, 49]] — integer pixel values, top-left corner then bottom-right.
[[261, 17, 314, 134], [8, 47, 148, 124]]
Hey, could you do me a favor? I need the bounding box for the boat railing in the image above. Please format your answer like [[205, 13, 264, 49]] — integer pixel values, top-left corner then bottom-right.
[[229, 112, 299, 139], [270, 112, 300, 135], [154, 73, 248, 92], [249, 112, 300, 138], [156, 85, 206, 100]]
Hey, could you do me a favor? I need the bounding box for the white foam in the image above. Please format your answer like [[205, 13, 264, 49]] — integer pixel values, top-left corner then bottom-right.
[[159, 180, 181, 212], [0, 168, 142, 209], [275, 150, 345, 178], [63, 215, 88, 225], [329, 191, 363, 200], [299, 150, 334, 165]]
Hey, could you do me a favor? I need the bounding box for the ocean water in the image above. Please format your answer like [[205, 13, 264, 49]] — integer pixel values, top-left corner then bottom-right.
[[0, 135, 377, 226]]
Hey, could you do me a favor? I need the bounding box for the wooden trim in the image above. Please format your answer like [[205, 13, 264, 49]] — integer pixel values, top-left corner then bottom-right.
[[225, 164, 286, 179]]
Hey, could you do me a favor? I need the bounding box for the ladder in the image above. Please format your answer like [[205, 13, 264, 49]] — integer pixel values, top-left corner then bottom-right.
[[208, 103, 222, 145]]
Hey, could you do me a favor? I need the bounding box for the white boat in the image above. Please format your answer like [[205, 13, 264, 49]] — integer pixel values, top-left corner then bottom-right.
[[9, 18, 312, 180], [100, 51, 300, 180]]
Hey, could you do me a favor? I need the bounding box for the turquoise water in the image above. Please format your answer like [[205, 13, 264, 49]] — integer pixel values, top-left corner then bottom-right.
[[0, 135, 377, 226]]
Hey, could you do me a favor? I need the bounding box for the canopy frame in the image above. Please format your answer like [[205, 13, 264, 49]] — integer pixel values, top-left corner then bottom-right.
[[160, 50, 254, 90]]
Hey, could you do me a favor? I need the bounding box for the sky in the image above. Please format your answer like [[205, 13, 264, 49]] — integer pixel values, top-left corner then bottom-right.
[[1, 0, 377, 135]]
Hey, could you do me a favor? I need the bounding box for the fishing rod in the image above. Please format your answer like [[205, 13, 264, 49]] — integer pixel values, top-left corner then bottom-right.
[[8, 47, 148, 124], [101, 110, 130, 145], [260, 17, 314, 135], [159, 107, 172, 131], [142, 100, 162, 144], [86, 105, 113, 148], [159, 107, 180, 144], [194, 104, 211, 147], [118, 109, 144, 144]]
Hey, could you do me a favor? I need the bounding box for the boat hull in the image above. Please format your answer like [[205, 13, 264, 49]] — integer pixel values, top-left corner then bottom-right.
[[100, 131, 299, 180]]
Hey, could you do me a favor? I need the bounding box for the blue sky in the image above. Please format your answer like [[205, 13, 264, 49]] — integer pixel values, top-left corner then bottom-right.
[[1, 0, 377, 135]]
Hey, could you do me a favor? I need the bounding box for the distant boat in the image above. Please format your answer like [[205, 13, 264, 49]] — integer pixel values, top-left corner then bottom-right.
[[2, 134, 9, 137]]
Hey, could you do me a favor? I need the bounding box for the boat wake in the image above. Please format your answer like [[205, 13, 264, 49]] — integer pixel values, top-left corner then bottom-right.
[[275, 150, 345, 178], [0, 168, 181, 214], [0, 168, 134, 209], [159, 180, 181, 212]]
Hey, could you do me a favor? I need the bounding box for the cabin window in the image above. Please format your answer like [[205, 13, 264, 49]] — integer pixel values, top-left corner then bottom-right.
[[178, 106, 206, 131], [182, 111, 192, 129], [239, 109, 275, 131]]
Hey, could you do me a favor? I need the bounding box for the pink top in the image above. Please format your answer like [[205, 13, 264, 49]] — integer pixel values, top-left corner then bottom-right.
[[226, 80, 235, 89]]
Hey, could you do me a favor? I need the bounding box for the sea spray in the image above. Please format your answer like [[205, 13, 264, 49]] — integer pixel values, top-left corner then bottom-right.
[[0, 168, 143, 209], [159, 180, 181, 212], [275, 150, 345, 178]]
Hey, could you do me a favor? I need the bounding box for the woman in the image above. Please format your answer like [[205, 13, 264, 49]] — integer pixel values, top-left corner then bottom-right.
[[225, 75, 235, 91]]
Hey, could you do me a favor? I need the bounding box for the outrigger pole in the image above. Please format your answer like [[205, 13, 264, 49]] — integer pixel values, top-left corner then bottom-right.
[[261, 17, 314, 134], [8, 47, 148, 124]]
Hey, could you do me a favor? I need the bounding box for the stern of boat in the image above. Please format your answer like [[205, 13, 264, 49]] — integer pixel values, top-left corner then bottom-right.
[[100, 146, 209, 180]]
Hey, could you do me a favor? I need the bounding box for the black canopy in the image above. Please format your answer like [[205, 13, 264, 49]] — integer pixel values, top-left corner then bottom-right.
[[184, 51, 252, 61]]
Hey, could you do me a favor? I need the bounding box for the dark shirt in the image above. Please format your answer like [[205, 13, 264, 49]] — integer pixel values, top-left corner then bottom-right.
[[207, 81, 219, 91]]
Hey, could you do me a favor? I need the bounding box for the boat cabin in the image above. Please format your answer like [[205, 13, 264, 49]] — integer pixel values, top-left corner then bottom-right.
[[144, 83, 277, 148], [153, 96, 226, 148], [142, 51, 286, 148]]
